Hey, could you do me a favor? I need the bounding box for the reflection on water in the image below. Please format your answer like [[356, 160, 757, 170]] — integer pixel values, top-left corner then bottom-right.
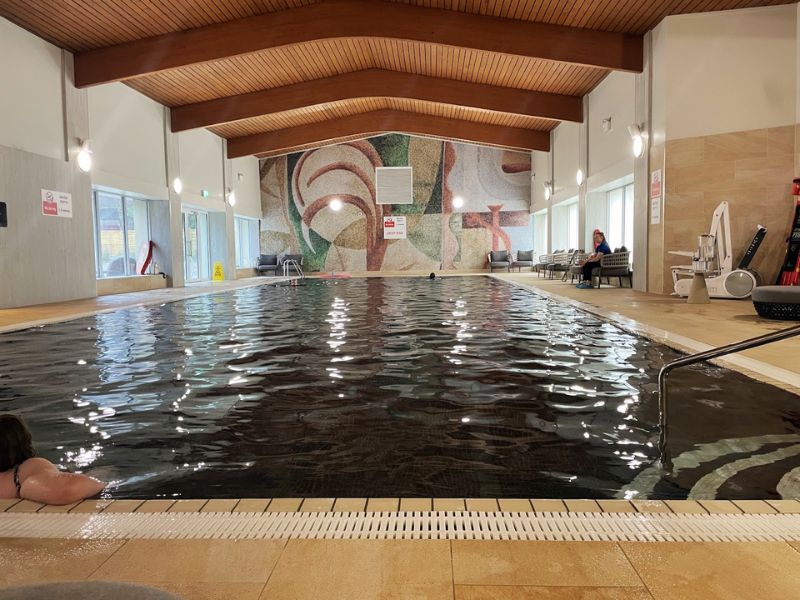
[[0, 277, 798, 499]]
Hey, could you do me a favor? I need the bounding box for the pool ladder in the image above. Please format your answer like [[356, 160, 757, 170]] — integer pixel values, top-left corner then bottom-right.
[[658, 323, 800, 471], [282, 259, 305, 279]]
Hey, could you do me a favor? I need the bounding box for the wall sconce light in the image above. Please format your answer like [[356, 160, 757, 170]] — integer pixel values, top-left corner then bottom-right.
[[602, 117, 613, 133], [543, 181, 552, 201], [172, 177, 183, 194], [226, 189, 236, 207], [576, 169, 584, 186], [76, 139, 93, 173], [329, 197, 343, 211], [628, 124, 645, 158], [452, 196, 464, 209]]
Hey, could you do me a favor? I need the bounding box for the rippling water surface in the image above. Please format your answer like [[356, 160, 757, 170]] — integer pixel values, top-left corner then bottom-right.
[[1, 277, 798, 499]]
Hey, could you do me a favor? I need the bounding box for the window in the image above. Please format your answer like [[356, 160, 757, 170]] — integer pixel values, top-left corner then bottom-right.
[[533, 210, 548, 255], [235, 217, 260, 268], [551, 197, 578, 252], [606, 183, 634, 255], [93, 191, 152, 278]]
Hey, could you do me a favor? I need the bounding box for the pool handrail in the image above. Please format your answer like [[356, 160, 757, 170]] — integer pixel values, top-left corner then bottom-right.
[[658, 322, 800, 471]]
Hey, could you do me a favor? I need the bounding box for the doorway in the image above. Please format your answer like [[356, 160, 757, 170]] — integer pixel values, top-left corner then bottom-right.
[[183, 209, 210, 282]]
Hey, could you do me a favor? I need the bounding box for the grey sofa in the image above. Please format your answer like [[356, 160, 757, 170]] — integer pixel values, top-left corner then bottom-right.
[[255, 254, 279, 276], [512, 250, 534, 272], [487, 250, 511, 272], [591, 248, 632, 288]]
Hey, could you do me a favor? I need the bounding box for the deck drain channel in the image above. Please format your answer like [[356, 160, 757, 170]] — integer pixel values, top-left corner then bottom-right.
[[2, 511, 800, 542]]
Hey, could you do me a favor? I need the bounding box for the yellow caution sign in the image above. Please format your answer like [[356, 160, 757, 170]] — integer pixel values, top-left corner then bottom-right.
[[212, 261, 225, 281]]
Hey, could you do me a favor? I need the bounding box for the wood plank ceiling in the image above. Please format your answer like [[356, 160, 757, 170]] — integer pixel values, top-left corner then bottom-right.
[[1, 0, 794, 156]]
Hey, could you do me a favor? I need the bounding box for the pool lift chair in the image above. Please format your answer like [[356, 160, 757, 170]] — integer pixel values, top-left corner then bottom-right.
[[670, 201, 766, 299]]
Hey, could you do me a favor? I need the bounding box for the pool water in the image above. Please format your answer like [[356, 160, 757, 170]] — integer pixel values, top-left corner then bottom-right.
[[1, 277, 798, 500]]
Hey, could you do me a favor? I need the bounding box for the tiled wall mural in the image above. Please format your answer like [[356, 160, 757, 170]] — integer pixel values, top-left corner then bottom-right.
[[259, 134, 532, 272]]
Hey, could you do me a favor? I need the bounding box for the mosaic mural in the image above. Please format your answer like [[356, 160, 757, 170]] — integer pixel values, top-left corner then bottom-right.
[[259, 134, 532, 272]]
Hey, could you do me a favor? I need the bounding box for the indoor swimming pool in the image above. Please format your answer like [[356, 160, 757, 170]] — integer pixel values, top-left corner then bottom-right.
[[0, 276, 798, 500]]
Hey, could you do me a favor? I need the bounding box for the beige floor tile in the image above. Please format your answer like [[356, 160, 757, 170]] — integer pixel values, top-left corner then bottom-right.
[[598, 500, 636, 513], [234, 499, 270, 512], [100, 499, 144, 513], [332, 498, 367, 512], [168, 499, 209, 512], [91, 539, 284, 583], [260, 539, 452, 599], [0, 538, 125, 585], [366, 498, 399, 512], [664, 500, 707, 514], [433, 498, 466, 511], [0, 499, 20, 511], [498, 499, 534, 512], [452, 541, 641, 587], [698, 500, 742, 514], [267, 498, 303, 512], [143, 582, 265, 600], [201, 499, 239, 513], [731, 500, 777, 514], [766, 499, 800, 514], [38, 501, 80, 513], [565, 500, 601, 513], [135, 499, 176, 513], [531, 499, 567, 513], [299, 498, 335, 512], [6, 499, 44, 512], [454, 586, 653, 599], [400, 498, 432, 511], [70, 499, 114, 513], [631, 500, 670, 514], [621, 542, 800, 600], [466, 499, 500, 512]]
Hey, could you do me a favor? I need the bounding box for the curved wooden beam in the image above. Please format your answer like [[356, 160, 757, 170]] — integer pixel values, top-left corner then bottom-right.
[[74, 0, 643, 87], [170, 69, 582, 132], [226, 110, 551, 158]]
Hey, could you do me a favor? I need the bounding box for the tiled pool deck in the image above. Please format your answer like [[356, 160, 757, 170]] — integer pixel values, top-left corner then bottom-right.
[[2, 273, 800, 598]]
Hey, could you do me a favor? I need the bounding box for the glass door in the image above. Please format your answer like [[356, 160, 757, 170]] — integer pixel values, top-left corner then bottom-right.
[[183, 209, 210, 282]]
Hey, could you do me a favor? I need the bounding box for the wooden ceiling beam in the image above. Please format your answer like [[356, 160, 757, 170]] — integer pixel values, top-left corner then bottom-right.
[[226, 109, 551, 158], [171, 69, 582, 132], [74, 0, 643, 87]]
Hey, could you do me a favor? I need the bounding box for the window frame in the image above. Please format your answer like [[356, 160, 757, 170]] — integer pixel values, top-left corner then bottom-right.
[[92, 190, 153, 279]]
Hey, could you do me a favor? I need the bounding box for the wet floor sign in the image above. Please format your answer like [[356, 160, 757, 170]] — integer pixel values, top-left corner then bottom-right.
[[212, 262, 225, 281]]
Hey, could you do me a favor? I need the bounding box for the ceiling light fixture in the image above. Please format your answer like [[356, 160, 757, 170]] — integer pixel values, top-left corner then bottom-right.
[[76, 139, 93, 173], [452, 196, 464, 209], [329, 197, 343, 211]]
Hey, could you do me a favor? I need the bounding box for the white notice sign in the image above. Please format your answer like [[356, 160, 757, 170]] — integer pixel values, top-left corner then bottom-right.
[[41, 189, 73, 218], [650, 196, 662, 225], [383, 215, 407, 240]]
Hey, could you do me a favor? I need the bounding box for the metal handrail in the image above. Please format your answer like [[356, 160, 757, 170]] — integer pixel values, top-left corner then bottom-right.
[[658, 323, 800, 470], [282, 259, 304, 279]]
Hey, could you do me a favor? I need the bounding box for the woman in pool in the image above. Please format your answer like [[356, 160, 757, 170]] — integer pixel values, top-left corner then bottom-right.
[[576, 230, 612, 289], [0, 414, 106, 505]]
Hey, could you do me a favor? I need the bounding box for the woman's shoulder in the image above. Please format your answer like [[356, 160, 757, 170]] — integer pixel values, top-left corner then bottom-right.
[[19, 457, 57, 475]]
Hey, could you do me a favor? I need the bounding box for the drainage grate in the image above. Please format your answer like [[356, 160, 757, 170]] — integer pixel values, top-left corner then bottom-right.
[[2, 511, 800, 542]]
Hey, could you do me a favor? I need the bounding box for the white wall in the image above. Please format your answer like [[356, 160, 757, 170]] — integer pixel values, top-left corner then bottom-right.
[[0, 18, 64, 161], [88, 83, 168, 200], [551, 121, 580, 202], [587, 71, 636, 187], [178, 128, 226, 211], [662, 5, 796, 140], [231, 156, 262, 220]]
